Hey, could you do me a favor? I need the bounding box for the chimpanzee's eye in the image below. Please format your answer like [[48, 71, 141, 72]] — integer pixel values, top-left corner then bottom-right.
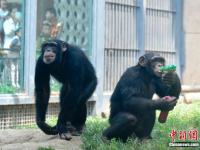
[[158, 64, 163, 67], [49, 46, 57, 53]]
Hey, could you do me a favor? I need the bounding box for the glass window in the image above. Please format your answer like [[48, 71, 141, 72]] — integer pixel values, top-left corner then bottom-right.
[[36, 0, 93, 92], [36, 0, 92, 56], [0, 0, 24, 94]]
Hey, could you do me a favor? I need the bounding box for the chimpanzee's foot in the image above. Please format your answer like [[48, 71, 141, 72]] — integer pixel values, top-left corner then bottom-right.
[[66, 122, 80, 136], [68, 126, 81, 136], [59, 132, 72, 140], [71, 125, 85, 136], [71, 130, 81, 136], [69, 125, 85, 136], [77, 126, 85, 134], [57, 123, 72, 140]]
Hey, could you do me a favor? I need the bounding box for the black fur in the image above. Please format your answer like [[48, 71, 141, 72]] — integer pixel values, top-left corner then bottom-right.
[[103, 53, 181, 142], [35, 40, 97, 135]]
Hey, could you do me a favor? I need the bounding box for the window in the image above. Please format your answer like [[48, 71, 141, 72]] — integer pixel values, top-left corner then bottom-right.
[[104, 0, 181, 92], [36, 0, 92, 56], [36, 0, 93, 92], [0, 0, 24, 94]]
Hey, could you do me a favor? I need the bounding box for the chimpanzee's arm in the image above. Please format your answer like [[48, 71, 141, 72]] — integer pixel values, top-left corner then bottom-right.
[[121, 86, 176, 114], [153, 73, 181, 98], [35, 58, 50, 123], [120, 86, 155, 114]]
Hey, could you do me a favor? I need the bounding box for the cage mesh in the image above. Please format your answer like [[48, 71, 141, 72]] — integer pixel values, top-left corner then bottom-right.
[[0, 101, 95, 129]]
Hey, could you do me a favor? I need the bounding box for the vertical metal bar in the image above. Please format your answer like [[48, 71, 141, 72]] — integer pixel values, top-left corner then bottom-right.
[[116, 49, 119, 83], [160, 4, 163, 52], [173, 0, 183, 78], [105, 3, 108, 91], [19, 0, 26, 89], [88, 0, 93, 57], [127, 1, 131, 50], [153, 6, 155, 51], [24, 0, 37, 96], [136, 0, 146, 56], [118, 0, 121, 49], [133, 6, 136, 50], [163, 9, 168, 53], [149, 8, 152, 51], [92, 0, 105, 115]]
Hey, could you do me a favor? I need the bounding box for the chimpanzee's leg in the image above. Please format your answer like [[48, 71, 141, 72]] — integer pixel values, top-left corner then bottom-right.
[[70, 80, 97, 135], [56, 86, 75, 140], [102, 112, 137, 142], [71, 102, 87, 135], [134, 111, 156, 139]]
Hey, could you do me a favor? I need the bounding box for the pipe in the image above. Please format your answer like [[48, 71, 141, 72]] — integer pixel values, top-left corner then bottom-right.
[[181, 85, 200, 93]]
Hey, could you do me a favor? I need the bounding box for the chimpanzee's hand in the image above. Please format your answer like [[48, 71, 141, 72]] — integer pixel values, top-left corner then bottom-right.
[[154, 96, 177, 111], [162, 72, 178, 86]]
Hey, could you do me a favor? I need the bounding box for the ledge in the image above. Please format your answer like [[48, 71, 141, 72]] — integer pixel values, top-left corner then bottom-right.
[[0, 92, 97, 105], [0, 93, 59, 105], [0, 85, 199, 105]]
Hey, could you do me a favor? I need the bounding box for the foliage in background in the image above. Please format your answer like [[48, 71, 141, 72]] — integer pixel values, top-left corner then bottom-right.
[[50, 78, 61, 92], [0, 77, 62, 94], [0, 85, 17, 94], [81, 102, 200, 150], [37, 147, 55, 150]]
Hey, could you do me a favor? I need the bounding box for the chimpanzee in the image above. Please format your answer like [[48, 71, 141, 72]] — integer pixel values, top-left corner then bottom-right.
[[35, 39, 97, 140], [102, 52, 181, 142]]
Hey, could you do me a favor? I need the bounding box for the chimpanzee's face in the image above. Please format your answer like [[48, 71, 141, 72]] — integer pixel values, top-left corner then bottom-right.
[[151, 61, 164, 77], [43, 46, 57, 64]]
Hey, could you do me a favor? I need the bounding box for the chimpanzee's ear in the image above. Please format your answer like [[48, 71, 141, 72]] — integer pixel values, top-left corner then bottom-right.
[[61, 42, 68, 52], [62, 46, 67, 52], [139, 56, 147, 67]]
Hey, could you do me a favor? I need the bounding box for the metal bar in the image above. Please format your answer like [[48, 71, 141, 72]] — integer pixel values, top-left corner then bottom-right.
[[136, 0, 146, 56], [173, 0, 183, 78], [146, 7, 176, 13], [24, 0, 37, 96], [92, 0, 105, 114], [105, 1, 138, 8]]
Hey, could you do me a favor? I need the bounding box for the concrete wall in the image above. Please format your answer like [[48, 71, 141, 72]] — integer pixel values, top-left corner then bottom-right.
[[183, 0, 200, 85]]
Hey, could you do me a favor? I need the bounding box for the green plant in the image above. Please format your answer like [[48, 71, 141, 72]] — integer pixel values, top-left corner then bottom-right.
[[81, 102, 200, 150], [50, 78, 61, 92], [0, 84, 17, 94], [37, 146, 55, 150], [15, 101, 200, 150]]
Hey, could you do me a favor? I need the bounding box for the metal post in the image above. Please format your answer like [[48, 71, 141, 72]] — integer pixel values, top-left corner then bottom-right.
[[173, 0, 184, 79], [92, 0, 105, 115], [136, 0, 146, 57], [24, 0, 37, 96]]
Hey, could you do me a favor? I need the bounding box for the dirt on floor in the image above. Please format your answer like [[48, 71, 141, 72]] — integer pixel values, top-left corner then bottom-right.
[[0, 129, 82, 150]]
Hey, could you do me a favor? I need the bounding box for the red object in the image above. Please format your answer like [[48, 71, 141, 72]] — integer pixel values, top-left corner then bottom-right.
[[179, 130, 187, 141], [158, 96, 173, 123], [188, 129, 199, 141], [170, 129, 177, 142]]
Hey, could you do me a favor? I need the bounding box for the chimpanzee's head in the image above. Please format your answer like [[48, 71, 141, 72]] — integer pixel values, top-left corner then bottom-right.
[[138, 52, 165, 77], [41, 40, 67, 65]]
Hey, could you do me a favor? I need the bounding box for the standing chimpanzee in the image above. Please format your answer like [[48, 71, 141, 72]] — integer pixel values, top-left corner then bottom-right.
[[102, 53, 181, 142], [35, 39, 97, 140]]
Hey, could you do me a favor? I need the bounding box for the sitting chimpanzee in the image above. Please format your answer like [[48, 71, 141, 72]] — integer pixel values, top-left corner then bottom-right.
[[35, 39, 97, 140], [102, 52, 181, 142]]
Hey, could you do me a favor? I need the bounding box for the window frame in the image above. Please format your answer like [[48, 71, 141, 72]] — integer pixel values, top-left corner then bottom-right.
[[0, 0, 39, 105]]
